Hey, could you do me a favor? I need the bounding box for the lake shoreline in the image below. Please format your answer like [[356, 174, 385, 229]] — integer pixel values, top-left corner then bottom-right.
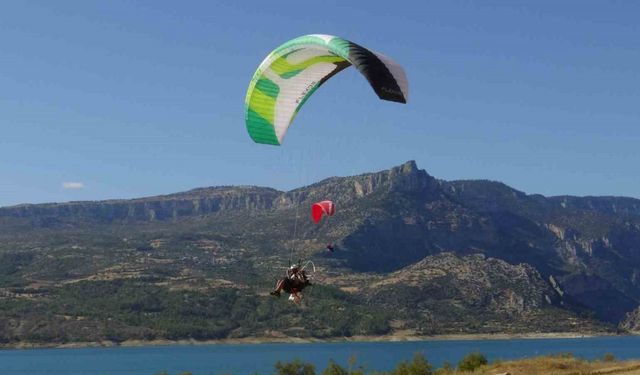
[[1, 331, 631, 350]]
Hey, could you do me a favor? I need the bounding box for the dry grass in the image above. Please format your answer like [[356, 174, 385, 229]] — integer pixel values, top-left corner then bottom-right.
[[461, 354, 640, 375]]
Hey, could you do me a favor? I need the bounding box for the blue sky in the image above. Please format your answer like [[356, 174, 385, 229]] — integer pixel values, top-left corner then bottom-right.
[[1, 1, 639, 207]]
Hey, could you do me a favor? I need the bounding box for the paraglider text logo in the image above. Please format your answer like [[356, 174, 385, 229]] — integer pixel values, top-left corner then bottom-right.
[[382, 87, 402, 97], [296, 81, 317, 104]]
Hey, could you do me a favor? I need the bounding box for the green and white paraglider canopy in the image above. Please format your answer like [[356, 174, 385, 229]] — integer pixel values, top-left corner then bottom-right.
[[244, 34, 409, 146]]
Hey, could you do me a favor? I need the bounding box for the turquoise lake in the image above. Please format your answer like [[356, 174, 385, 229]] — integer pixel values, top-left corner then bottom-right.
[[1, 336, 640, 375]]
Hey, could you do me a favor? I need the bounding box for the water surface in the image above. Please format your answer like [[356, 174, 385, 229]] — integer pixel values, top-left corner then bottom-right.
[[1, 336, 640, 375]]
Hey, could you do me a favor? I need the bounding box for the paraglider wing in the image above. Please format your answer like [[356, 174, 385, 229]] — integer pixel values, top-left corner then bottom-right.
[[245, 34, 409, 145], [311, 200, 335, 224]]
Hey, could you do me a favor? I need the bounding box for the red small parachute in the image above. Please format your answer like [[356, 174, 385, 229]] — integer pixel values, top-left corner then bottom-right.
[[311, 200, 335, 224]]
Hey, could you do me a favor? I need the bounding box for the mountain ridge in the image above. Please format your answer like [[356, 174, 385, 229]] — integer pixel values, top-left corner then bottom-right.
[[4, 160, 640, 219], [1, 160, 639, 345]]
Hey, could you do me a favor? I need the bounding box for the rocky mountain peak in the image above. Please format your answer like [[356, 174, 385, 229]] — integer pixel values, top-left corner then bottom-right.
[[397, 160, 419, 174], [348, 160, 436, 198]]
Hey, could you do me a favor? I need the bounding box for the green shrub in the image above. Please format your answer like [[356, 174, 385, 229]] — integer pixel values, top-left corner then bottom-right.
[[457, 352, 488, 372], [434, 361, 453, 375], [322, 360, 347, 375], [389, 353, 433, 375], [274, 359, 315, 375]]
